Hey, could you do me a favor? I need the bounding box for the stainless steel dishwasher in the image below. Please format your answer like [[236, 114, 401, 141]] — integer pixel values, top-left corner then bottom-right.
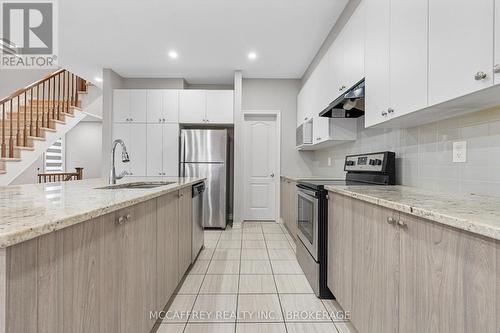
[[192, 181, 205, 262]]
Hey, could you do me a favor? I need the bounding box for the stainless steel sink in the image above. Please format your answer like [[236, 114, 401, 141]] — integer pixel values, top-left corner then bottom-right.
[[97, 181, 176, 189]]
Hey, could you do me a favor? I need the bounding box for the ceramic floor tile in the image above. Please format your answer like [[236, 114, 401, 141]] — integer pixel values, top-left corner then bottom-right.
[[204, 241, 218, 249], [157, 323, 186, 333], [270, 260, 304, 275], [242, 233, 265, 240], [240, 260, 273, 274], [241, 249, 269, 260], [242, 227, 263, 234], [184, 323, 236, 333], [163, 294, 197, 323], [197, 248, 215, 260], [261, 227, 284, 234], [189, 260, 211, 275], [212, 248, 241, 260], [264, 233, 288, 241], [236, 294, 283, 322], [204, 233, 222, 241], [207, 260, 240, 274], [242, 240, 267, 249], [190, 294, 238, 323], [268, 249, 296, 260], [199, 274, 239, 294], [217, 240, 242, 249], [286, 322, 339, 333], [322, 300, 357, 332], [219, 233, 243, 240], [265, 241, 291, 249], [236, 322, 287, 333], [274, 275, 314, 294], [238, 275, 277, 294], [177, 274, 205, 294], [279, 294, 330, 322]]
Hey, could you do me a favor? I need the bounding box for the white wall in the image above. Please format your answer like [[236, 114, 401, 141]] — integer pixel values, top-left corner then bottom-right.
[[66, 121, 103, 179], [0, 69, 55, 99], [10, 155, 44, 185], [241, 79, 314, 176]]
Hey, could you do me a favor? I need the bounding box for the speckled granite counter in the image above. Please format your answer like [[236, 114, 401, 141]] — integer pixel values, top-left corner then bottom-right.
[[0, 177, 204, 248], [326, 185, 500, 241], [281, 175, 342, 182]]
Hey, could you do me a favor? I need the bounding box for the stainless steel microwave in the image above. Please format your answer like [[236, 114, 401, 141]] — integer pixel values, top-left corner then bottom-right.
[[296, 120, 313, 146]]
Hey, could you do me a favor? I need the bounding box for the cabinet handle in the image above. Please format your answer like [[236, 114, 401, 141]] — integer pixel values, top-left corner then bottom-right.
[[387, 107, 394, 114], [316, 137, 321, 141], [159, 118, 162, 122], [117, 215, 126, 225], [494, 64, 500, 73], [386, 217, 396, 225], [397, 220, 406, 227], [339, 85, 346, 91], [304, 117, 308, 120], [125, 214, 131, 220], [162, 118, 166, 122], [474, 71, 487, 80], [381, 110, 388, 116]]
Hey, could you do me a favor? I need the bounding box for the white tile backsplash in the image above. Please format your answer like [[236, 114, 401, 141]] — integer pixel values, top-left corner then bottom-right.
[[310, 106, 500, 197]]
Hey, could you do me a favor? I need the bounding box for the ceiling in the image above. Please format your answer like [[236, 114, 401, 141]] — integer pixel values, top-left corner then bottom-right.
[[59, 0, 348, 84]]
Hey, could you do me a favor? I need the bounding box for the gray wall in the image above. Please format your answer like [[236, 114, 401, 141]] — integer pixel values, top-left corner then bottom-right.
[[121, 78, 185, 89], [241, 78, 314, 176], [66, 121, 103, 179], [311, 107, 500, 197]]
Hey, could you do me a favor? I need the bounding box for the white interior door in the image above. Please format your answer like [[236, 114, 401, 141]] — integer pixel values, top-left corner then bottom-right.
[[243, 114, 279, 221]]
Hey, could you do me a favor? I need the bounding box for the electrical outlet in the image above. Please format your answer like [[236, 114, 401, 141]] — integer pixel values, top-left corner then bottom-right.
[[453, 141, 467, 163], [327, 157, 332, 166]]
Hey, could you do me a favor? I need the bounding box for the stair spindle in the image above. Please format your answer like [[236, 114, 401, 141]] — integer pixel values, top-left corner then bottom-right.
[[36, 85, 40, 137], [16, 95, 20, 148], [62, 72, 66, 115], [23, 92, 27, 146], [1, 102, 5, 158], [66, 71, 70, 112], [52, 77, 55, 120], [42, 81, 46, 128], [9, 99, 13, 158], [30, 88, 33, 136]]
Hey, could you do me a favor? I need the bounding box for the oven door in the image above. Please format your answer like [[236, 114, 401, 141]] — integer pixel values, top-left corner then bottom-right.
[[297, 187, 318, 261]]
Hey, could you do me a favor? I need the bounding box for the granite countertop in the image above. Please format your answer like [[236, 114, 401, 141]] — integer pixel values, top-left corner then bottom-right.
[[281, 175, 342, 182], [0, 177, 205, 248], [326, 185, 500, 241]]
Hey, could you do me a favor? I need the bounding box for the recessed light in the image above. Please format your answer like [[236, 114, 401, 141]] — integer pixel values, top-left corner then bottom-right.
[[248, 52, 257, 60], [94, 77, 103, 83], [168, 50, 179, 59]]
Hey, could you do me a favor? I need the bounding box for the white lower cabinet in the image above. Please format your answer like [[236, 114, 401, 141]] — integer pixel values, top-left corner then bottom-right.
[[146, 123, 179, 177], [113, 123, 147, 176]]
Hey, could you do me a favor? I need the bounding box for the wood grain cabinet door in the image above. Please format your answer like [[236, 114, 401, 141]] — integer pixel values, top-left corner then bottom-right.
[[156, 192, 180, 309], [398, 213, 498, 333], [178, 187, 193, 277], [350, 200, 400, 333]]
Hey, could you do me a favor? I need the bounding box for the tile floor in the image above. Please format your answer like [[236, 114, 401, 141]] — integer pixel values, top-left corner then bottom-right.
[[157, 221, 357, 333]]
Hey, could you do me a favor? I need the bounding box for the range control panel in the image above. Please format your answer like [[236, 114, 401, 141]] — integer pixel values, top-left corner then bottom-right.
[[344, 152, 388, 172]]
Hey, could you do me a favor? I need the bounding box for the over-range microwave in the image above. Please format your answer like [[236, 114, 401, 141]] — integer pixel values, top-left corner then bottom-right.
[[296, 120, 313, 146]]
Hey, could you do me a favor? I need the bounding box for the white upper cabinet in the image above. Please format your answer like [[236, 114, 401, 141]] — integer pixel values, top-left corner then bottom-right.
[[179, 90, 206, 123], [129, 90, 147, 123], [179, 90, 233, 124], [113, 89, 147, 123], [113, 90, 130, 123], [206, 90, 234, 124], [364, 0, 391, 127], [146, 90, 179, 123], [428, 0, 494, 105], [389, 0, 428, 118]]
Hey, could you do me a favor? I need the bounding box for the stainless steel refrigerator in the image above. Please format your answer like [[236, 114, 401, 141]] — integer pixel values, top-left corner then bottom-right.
[[180, 129, 228, 229]]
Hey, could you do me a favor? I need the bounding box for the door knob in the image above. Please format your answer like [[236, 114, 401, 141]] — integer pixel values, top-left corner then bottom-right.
[[494, 64, 500, 73], [474, 71, 487, 80]]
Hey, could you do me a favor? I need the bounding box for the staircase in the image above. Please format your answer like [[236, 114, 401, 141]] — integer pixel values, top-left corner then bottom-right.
[[0, 69, 96, 185]]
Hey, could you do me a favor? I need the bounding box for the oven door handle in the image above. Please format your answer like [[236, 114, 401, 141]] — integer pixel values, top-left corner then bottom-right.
[[297, 187, 318, 199]]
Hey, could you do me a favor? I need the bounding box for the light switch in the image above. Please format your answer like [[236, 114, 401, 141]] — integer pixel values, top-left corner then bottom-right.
[[453, 141, 467, 163]]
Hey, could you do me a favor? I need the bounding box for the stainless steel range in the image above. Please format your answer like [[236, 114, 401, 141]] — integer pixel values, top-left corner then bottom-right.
[[296, 151, 396, 298]]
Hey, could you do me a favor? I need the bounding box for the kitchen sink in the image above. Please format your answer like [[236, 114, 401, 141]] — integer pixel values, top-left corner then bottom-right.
[[97, 181, 176, 189]]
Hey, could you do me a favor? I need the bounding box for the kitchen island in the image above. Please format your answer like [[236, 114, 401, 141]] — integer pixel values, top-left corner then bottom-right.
[[0, 177, 204, 333], [326, 184, 500, 333]]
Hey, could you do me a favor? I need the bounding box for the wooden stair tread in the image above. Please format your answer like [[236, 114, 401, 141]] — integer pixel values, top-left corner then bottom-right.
[[14, 145, 34, 151], [0, 157, 21, 162], [28, 136, 45, 141]]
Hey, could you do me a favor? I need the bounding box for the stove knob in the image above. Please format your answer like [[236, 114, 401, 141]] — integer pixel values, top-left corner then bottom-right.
[[369, 159, 375, 166], [375, 159, 383, 166], [346, 160, 355, 166]]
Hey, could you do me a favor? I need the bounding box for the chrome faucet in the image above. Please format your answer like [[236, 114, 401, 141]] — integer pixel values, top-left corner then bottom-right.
[[109, 139, 130, 185]]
